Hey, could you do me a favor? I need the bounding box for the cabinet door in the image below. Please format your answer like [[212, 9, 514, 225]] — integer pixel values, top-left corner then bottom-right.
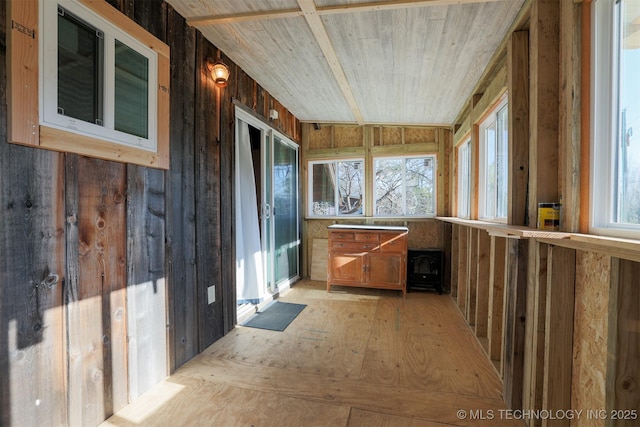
[[330, 251, 365, 285], [368, 253, 404, 288]]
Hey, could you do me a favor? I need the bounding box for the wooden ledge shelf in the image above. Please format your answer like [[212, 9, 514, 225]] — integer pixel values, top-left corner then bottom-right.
[[540, 234, 640, 263], [437, 217, 640, 262], [435, 217, 571, 239]]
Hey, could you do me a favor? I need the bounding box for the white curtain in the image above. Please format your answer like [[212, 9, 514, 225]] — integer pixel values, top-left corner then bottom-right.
[[235, 120, 265, 304]]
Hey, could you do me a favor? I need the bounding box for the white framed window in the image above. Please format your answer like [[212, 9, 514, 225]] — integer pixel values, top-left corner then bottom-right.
[[457, 139, 471, 218], [40, 0, 158, 151], [478, 94, 508, 222], [591, 0, 640, 238], [308, 159, 364, 217], [373, 155, 436, 217]]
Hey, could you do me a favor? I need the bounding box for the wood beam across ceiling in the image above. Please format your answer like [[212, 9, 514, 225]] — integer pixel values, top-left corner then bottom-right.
[[296, 0, 364, 125]]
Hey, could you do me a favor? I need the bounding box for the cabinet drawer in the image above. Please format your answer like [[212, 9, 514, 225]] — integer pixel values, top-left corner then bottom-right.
[[379, 234, 407, 253], [354, 233, 379, 243], [331, 241, 377, 251], [330, 232, 355, 241]]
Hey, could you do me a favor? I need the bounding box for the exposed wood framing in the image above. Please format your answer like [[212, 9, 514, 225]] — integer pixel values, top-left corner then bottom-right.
[[451, 224, 460, 297], [503, 238, 528, 410], [542, 245, 576, 427], [470, 94, 482, 220], [523, 240, 549, 427], [508, 30, 530, 227], [606, 259, 640, 426], [488, 236, 506, 368], [558, 0, 582, 232], [475, 230, 491, 339], [579, 1, 592, 233], [467, 229, 479, 326], [528, 0, 560, 225], [457, 226, 469, 312]]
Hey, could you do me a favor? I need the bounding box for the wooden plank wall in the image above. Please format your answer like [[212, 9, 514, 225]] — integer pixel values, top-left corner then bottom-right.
[[165, 4, 199, 371], [0, 0, 301, 425], [0, 101, 68, 425]]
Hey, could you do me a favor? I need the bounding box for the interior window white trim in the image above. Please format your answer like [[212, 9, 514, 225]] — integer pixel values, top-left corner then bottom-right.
[[478, 93, 508, 223], [590, 0, 640, 239], [457, 139, 471, 219]]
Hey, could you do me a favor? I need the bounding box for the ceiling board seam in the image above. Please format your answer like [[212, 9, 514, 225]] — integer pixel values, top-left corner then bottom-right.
[[187, 0, 506, 27], [188, 9, 304, 26], [317, 0, 506, 16]]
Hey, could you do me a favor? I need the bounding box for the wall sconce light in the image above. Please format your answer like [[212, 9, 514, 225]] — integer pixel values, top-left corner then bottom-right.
[[206, 58, 230, 87]]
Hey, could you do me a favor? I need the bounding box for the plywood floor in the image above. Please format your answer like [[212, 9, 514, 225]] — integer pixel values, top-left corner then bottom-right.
[[102, 280, 524, 427]]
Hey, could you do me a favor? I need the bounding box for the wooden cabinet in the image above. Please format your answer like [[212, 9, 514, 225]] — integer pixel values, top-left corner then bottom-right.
[[327, 225, 408, 297]]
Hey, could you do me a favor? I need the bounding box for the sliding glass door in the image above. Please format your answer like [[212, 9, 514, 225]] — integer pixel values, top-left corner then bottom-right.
[[235, 107, 299, 306], [271, 134, 300, 288]]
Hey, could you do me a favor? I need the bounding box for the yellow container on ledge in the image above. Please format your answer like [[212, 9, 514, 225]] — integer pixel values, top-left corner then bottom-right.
[[537, 203, 561, 231]]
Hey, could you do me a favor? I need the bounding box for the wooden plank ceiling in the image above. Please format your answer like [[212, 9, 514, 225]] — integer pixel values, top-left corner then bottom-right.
[[166, 0, 525, 126]]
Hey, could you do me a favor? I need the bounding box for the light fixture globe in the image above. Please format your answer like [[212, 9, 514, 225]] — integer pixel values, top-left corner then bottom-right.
[[207, 58, 230, 87]]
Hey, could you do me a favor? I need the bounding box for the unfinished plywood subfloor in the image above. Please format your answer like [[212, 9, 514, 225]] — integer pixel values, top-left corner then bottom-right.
[[102, 281, 524, 427]]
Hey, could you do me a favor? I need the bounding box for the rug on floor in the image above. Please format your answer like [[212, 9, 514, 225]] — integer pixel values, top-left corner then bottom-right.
[[241, 301, 306, 331]]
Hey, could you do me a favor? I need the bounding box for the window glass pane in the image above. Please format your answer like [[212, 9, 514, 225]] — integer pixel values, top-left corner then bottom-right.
[[405, 157, 434, 215], [485, 122, 497, 218], [310, 160, 363, 216], [115, 40, 149, 138], [496, 105, 509, 218], [374, 156, 435, 216], [273, 137, 299, 282], [337, 160, 363, 215], [375, 158, 404, 215], [58, 8, 103, 125], [615, 0, 640, 225], [311, 163, 336, 215], [458, 141, 471, 218]]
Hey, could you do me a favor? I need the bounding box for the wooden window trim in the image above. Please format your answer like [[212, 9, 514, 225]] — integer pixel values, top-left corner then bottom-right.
[[7, 0, 170, 169]]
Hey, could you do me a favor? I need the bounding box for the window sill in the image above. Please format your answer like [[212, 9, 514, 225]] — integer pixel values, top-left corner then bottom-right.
[[436, 217, 640, 262], [306, 216, 437, 221], [436, 216, 571, 239]]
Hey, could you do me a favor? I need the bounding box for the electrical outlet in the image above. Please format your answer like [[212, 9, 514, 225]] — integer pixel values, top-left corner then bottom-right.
[[207, 285, 216, 304]]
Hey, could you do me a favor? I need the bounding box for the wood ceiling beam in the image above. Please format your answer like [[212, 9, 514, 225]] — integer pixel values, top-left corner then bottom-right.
[[188, 0, 504, 27], [296, 0, 364, 125], [317, 0, 505, 16]]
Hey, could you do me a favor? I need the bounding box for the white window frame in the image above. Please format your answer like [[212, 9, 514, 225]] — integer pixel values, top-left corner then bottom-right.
[[373, 154, 437, 218], [478, 94, 508, 222], [307, 158, 365, 218], [591, 0, 640, 238], [40, 0, 158, 152], [457, 139, 471, 218]]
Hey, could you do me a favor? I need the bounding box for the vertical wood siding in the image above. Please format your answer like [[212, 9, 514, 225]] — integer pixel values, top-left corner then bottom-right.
[[0, 0, 301, 425]]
